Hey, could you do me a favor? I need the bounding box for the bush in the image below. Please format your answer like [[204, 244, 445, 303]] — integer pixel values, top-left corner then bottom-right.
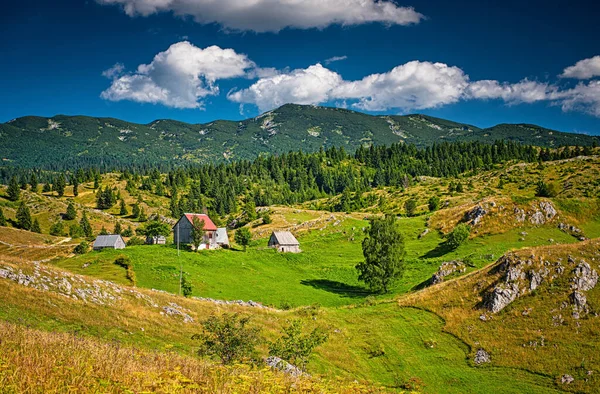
[[121, 226, 134, 237], [181, 274, 193, 298], [535, 180, 560, 197], [114, 255, 136, 285], [193, 313, 261, 365], [69, 224, 84, 238], [428, 196, 440, 212], [49, 220, 65, 236], [262, 212, 272, 225], [73, 241, 88, 255], [268, 320, 328, 370], [446, 223, 470, 250], [126, 236, 145, 246], [404, 199, 417, 217]]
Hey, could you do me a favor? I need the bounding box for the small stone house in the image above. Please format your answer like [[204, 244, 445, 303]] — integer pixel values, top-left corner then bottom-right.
[[172, 213, 218, 249], [146, 235, 167, 245], [93, 234, 126, 251], [268, 231, 301, 253]]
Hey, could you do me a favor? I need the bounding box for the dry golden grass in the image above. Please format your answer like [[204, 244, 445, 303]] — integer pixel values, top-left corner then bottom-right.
[[399, 239, 600, 393], [0, 320, 382, 393]]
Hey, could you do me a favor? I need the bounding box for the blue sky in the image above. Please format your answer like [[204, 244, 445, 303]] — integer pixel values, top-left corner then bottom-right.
[[1, 0, 599, 134]]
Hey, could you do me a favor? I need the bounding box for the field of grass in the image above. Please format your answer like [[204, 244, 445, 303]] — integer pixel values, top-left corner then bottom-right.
[[400, 239, 600, 393], [0, 259, 560, 393]]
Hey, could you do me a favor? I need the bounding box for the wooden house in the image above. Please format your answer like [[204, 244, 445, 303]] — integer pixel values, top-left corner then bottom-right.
[[172, 214, 218, 249], [268, 231, 300, 253], [93, 234, 126, 251]]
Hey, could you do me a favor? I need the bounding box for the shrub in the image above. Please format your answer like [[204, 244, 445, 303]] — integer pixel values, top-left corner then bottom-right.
[[404, 199, 417, 217], [69, 224, 84, 238], [121, 226, 134, 237], [73, 241, 88, 255], [49, 220, 65, 236], [114, 255, 136, 285], [268, 320, 328, 370], [126, 236, 145, 246], [535, 180, 560, 197], [428, 196, 440, 212], [262, 212, 272, 225], [193, 313, 261, 365], [446, 223, 470, 250], [181, 274, 193, 298]]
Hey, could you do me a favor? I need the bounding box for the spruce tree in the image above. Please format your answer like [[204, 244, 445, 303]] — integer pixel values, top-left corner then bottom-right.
[[30, 173, 38, 193], [49, 220, 64, 236], [119, 199, 128, 216], [114, 221, 122, 235], [65, 201, 77, 220], [7, 176, 20, 201], [72, 176, 79, 197], [55, 174, 66, 197], [80, 212, 93, 238], [0, 208, 6, 226], [42, 183, 51, 193], [132, 203, 140, 219], [31, 218, 41, 233], [16, 202, 32, 230], [138, 207, 148, 222]]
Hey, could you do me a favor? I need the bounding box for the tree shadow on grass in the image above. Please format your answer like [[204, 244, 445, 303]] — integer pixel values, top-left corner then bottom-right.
[[300, 279, 372, 298], [421, 242, 453, 259]]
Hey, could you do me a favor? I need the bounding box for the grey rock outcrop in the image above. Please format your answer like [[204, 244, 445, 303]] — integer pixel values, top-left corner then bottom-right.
[[561, 375, 574, 384], [430, 260, 466, 285], [487, 283, 520, 313], [571, 261, 598, 291], [474, 349, 491, 365], [266, 356, 304, 377], [465, 206, 487, 226]]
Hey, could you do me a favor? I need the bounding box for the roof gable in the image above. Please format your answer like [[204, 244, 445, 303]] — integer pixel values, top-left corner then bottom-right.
[[177, 213, 217, 231], [272, 231, 299, 245], [93, 234, 124, 247]]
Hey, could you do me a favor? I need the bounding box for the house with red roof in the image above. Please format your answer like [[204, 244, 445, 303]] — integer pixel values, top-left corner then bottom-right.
[[172, 213, 221, 250]]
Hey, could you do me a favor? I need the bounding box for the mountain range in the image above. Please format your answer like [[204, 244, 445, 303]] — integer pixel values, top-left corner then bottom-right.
[[1, 104, 598, 169]]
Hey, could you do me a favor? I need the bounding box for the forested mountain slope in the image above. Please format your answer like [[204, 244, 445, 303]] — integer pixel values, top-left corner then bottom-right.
[[1, 104, 597, 170]]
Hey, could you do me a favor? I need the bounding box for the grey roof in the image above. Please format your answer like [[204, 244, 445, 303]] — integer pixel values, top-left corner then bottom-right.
[[215, 228, 229, 244], [271, 231, 299, 246], [93, 234, 124, 248]]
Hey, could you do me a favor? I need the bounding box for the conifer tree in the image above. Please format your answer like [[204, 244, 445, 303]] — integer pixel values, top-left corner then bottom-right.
[[80, 212, 93, 238], [114, 221, 122, 235], [7, 176, 20, 201], [55, 174, 66, 197], [29, 173, 38, 193], [50, 220, 64, 236], [65, 201, 77, 221], [31, 218, 41, 233], [138, 207, 148, 222], [119, 199, 128, 216], [0, 208, 6, 226], [42, 183, 51, 193], [132, 203, 140, 219], [72, 175, 79, 197], [16, 202, 32, 230]]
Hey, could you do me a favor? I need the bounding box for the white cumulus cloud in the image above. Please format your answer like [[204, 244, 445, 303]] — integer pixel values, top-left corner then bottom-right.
[[101, 41, 256, 108], [333, 61, 470, 111], [228, 64, 343, 112], [96, 0, 424, 32], [466, 79, 557, 104], [560, 56, 600, 79], [556, 81, 600, 117]]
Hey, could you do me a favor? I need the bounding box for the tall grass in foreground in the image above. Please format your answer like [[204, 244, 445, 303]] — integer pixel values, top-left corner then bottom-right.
[[0, 321, 383, 393]]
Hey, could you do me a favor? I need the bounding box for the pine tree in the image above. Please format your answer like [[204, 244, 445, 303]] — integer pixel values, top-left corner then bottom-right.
[[119, 199, 128, 216], [55, 174, 66, 197], [80, 212, 93, 238], [114, 221, 122, 235], [16, 202, 32, 230], [138, 207, 147, 222], [29, 173, 38, 193], [132, 203, 140, 219], [93, 175, 100, 190], [31, 218, 41, 233], [0, 208, 6, 226], [99, 226, 108, 235], [7, 176, 20, 201], [20, 175, 28, 190], [65, 201, 77, 220], [72, 175, 79, 197], [42, 183, 51, 193]]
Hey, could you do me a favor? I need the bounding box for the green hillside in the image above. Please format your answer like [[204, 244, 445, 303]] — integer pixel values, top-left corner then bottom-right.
[[2, 104, 598, 169]]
